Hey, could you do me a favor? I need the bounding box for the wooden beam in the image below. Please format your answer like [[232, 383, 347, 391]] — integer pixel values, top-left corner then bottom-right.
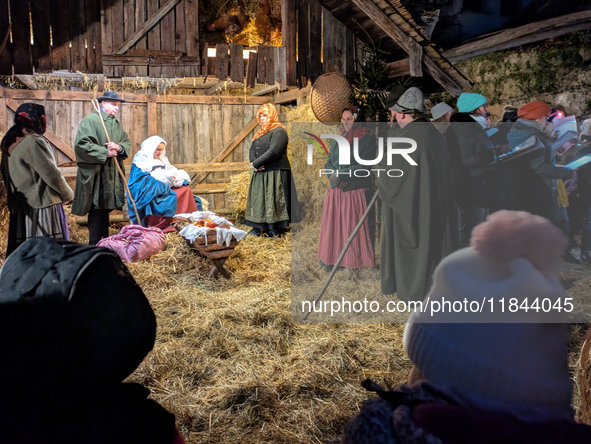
[[205, 82, 245, 96], [190, 183, 229, 194], [114, 0, 183, 54], [387, 58, 410, 77], [251, 83, 279, 96], [60, 162, 250, 178], [273, 85, 311, 104], [408, 38, 423, 77], [15, 75, 38, 90], [443, 10, 591, 62], [190, 118, 259, 186], [175, 162, 250, 173], [6, 98, 76, 160], [3, 89, 271, 105], [126, 49, 183, 57], [349, 0, 462, 96], [103, 54, 200, 67]]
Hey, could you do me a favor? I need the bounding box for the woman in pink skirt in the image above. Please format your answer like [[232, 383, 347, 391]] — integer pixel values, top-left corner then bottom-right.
[[317, 106, 376, 271]]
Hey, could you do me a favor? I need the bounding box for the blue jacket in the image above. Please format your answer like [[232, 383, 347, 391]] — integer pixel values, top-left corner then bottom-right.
[[127, 164, 177, 225]]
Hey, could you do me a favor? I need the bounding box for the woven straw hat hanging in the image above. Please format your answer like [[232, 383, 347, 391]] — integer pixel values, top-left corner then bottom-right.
[[310, 72, 354, 123]]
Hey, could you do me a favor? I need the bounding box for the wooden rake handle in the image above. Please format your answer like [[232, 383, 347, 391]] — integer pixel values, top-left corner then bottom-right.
[[90, 99, 140, 221]]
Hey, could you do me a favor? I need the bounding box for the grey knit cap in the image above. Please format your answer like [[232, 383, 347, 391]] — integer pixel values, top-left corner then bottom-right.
[[430, 102, 454, 120], [390, 87, 426, 113]]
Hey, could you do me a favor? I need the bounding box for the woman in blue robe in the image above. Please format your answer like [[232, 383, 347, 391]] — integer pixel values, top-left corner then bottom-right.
[[128, 136, 178, 225]]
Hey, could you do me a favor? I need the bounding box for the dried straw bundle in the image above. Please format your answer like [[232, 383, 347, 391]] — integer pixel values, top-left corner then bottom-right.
[[226, 171, 252, 220], [578, 327, 591, 424]]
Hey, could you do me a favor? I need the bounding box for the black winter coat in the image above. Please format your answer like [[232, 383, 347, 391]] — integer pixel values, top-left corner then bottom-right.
[[448, 113, 496, 207]]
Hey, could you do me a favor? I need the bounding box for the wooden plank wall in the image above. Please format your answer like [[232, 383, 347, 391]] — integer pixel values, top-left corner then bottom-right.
[[1, 0, 199, 77], [5, 98, 259, 210], [289, 0, 363, 86], [1, 0, 102, 74]]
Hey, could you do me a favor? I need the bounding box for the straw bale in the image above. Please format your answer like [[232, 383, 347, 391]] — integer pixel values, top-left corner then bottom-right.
[[285, 103, 334, 223]]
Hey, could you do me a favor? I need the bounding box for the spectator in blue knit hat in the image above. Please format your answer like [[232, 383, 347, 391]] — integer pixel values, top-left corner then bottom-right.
[[457, 92, 490, 129], [449, 92, 499, 247]]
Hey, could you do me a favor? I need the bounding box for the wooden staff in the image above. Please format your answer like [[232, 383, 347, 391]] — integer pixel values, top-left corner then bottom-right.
[[301, 189, 380, 322], [90, 99, 139, 220]]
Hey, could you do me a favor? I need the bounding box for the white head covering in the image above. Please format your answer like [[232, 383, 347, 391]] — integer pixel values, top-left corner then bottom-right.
[[133, 135, 167, 173], [133, 135, 190, 188]]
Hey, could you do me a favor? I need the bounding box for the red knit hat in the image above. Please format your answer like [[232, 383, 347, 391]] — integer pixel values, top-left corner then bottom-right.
[[517, 101, 551, 120]]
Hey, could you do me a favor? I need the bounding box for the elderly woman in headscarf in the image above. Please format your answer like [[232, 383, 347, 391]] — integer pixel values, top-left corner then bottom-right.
[[245, 103, 297, 237], [317, 106, 376, 271], [127, 135, 196, 227], [0, 103, 73, 257]]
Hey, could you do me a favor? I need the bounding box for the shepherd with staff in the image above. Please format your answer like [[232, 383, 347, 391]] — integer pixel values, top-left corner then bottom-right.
[[72, 91, 131, 245]]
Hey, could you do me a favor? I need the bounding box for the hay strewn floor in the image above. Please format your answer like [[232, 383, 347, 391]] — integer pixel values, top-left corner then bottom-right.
[[123, 225, 411, 443]]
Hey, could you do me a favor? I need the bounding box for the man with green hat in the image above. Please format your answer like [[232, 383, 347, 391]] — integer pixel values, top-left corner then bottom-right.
[[378, 87, 458, 302], [72, 91, 130, 245]]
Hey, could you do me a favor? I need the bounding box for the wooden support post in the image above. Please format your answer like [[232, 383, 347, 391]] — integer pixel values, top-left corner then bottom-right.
[[408, 38, 423, 77], [282, 0, 297, 86], [215, 44, 229, 80], [99, 0, 113, 76], [265, 45, 275, 85], [202, 42, 209, 78], [308, 0, 322, 83], [297, 0, 310, 87], [229, 43, 244, 82], [246, 51, 258, 88], [185, 0, 200, 76], [0, 88, 7, 133], [147, 97, 157, 137], [275, 47, 287, 91], [257, 46, 267, 84]]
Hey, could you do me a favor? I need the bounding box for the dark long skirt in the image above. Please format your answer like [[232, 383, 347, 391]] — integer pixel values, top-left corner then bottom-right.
[[7, 203, 70, 257], [245, 169, 300, 231]]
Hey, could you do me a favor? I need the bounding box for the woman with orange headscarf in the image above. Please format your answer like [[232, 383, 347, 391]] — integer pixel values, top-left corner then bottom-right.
[[245, 103, 298, 237]]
